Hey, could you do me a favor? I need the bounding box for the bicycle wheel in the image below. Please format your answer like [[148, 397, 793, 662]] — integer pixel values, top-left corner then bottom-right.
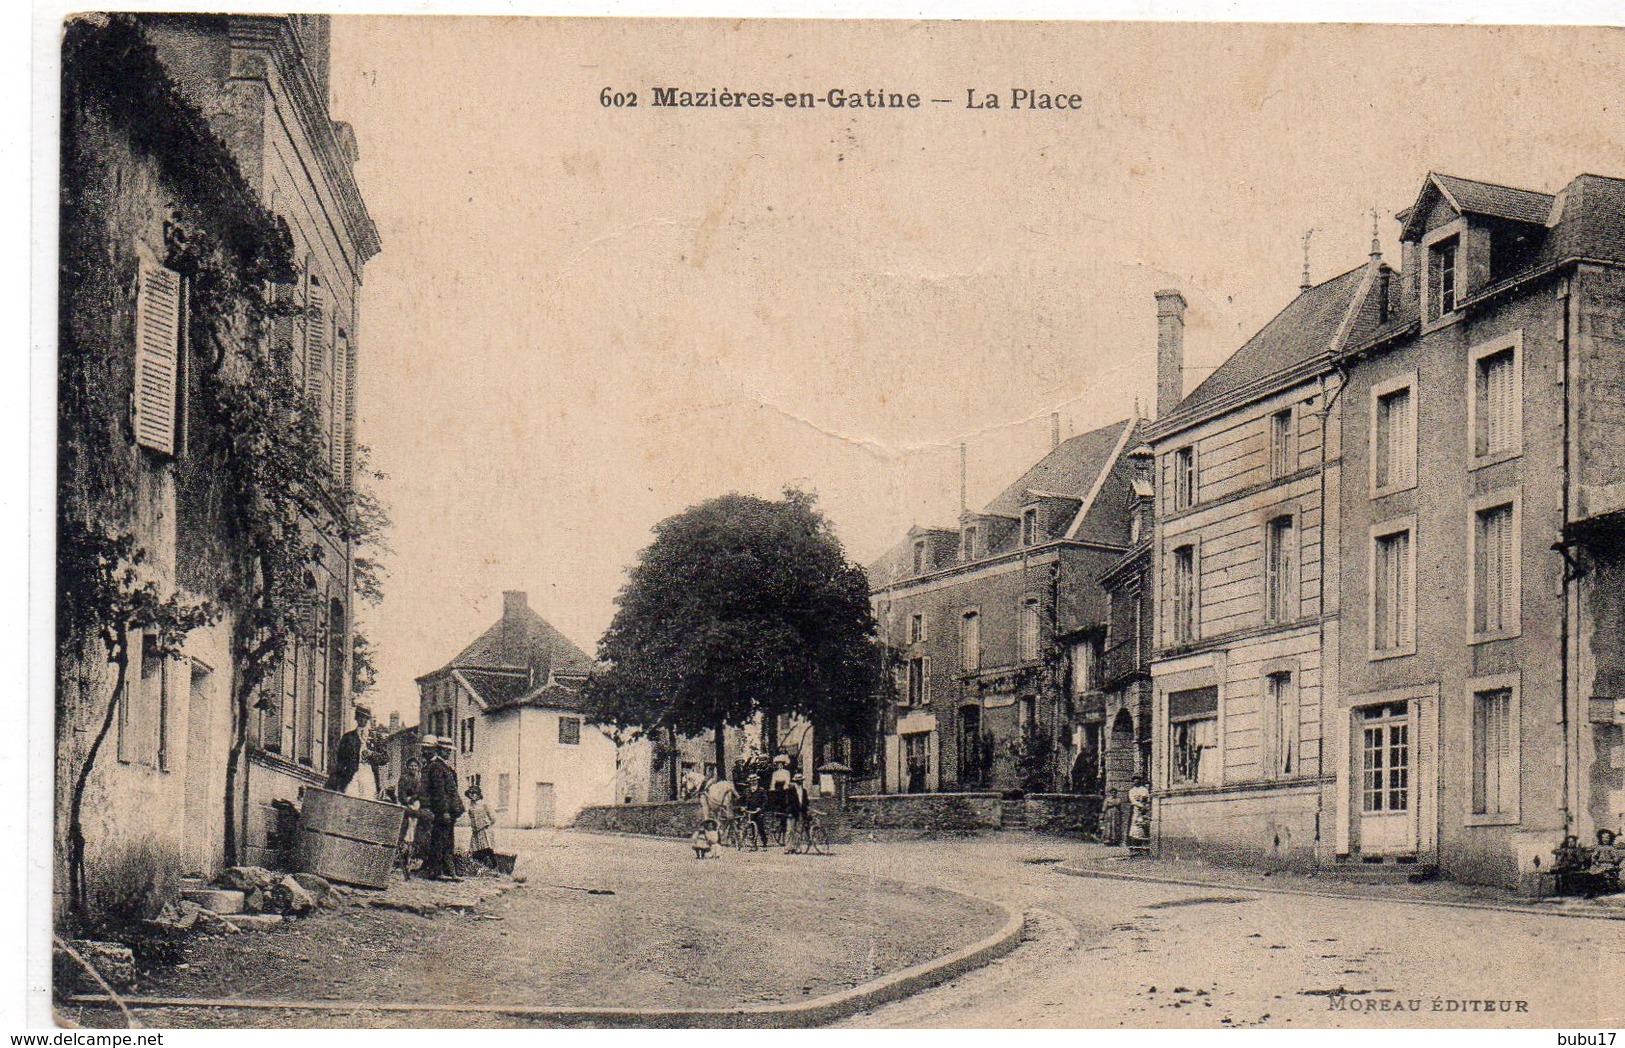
[[743, 820, 764, 851], [808, 823, 830, 855]]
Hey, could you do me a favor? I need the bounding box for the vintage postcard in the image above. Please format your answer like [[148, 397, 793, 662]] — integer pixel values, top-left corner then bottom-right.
[[44, 7, 1625, 1032]]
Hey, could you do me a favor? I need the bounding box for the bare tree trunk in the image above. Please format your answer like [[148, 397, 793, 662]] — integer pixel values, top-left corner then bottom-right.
[[666, 726, 679, 800], [67, 629, 128, 919], [713, 721, 726, 779]]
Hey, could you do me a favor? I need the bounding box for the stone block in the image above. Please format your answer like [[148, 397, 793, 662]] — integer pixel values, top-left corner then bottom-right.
[[180, 887, 245, 914], [225, 913, 284, 931]]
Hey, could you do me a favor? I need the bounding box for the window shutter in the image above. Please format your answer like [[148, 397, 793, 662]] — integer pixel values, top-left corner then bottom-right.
[[1397, 390, 1415, 486], [1496, 508, 1516, 631], [1396, 532, 1411, 643], [922, 656, 931, 705], [133, 260, 182, 455], [1488, 354, 1514, 453], [331, 332, 350, 483], [305, 284, 328, 402]]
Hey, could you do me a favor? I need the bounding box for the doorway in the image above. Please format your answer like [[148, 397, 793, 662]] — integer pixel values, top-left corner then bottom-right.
[[181, 662, 216, 876], [534, 781, 557, 827], [1358, 702, 1413, 856]]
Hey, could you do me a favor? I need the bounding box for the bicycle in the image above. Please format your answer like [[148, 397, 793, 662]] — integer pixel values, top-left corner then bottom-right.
[[785, 812, 831, 855], [721, 811, 765, 851]]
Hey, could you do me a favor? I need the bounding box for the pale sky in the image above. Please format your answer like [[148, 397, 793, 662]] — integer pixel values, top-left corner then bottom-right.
[[324, 18, 1625, 725]]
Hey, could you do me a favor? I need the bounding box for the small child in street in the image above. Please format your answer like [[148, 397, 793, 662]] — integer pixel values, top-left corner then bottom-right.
[[690, 819, 720, 859], [466, 784, 497, 867]]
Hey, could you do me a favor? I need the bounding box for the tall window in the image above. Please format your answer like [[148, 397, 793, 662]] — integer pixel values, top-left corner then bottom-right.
[[1021, 507, 1040, 546], [1269, 409, 1295, 478], [461, 716, 476, 754], [961, 525, 978, 561], [1268, 672, 1296, 777], [1265, 515, 1296, 623], [119, 634, 168, 768], [960, 610, 980, 673], [1169, 686, 1218, 786], [1173, 446, 1196, 510], [1471, 684, 1517, 818], [1474, 501, 1518, 637], [1428, 236, 1458, 321], [911, 539, 927, 575], [909, 613, 926, 644], [1018, 597, 1042, 662], [1171, 545, 1196, 644], [558, 716, 581, 745], [1372, 526, 1414, 655], [1374, 384, 1416, 492], [906, 656, 929, 706], [1474, 347, 1519, 458]]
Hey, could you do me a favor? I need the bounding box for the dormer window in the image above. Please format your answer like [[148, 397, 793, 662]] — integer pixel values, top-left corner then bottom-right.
[[1428, 235, 1459, 321], [1021, 507, 1040, 547], [911, 539, 927, 575], [961, 525, 978, 561]]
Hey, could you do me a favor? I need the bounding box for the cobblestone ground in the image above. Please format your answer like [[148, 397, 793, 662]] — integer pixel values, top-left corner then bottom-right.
[[59, 830, 1005, 1029]]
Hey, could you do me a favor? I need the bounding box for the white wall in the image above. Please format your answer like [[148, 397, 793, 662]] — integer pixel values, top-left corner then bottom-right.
[[480, 707, 617, 828]]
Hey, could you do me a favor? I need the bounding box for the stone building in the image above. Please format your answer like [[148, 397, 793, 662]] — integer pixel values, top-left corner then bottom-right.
[[416, 591, 615, 828], [868, 418, 1143, 794], [56, 13, 377, 915], [1144, 170, 1625, 891], [1145, 267, 1366, 871], [1070, 443, 1156, 818], [1332, 172, 1625, 888]]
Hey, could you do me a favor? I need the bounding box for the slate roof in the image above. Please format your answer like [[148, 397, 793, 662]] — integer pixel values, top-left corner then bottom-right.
[[437, 602, 595, 679], [1432, 173, 1556, 227], [983, 419, 1133, 519], [453, 668, 532, 709], [1549, 174, 1625, 265], [868, 418, 1135, 588], [485, 678, 590, 716], [1173, 265, 1367, 418]]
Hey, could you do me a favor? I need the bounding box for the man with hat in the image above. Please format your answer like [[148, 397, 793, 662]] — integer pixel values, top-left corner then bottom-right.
[[419, 734, 465, 881]]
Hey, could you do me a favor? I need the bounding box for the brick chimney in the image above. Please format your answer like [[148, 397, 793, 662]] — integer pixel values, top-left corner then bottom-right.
[[1155, 289, 1187, 419]]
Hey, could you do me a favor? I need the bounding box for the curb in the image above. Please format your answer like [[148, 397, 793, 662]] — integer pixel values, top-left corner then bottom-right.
[[65, 849, 1027, 1029], [1054, 861, 1625, 922], [66, 907, 1025, 1028]]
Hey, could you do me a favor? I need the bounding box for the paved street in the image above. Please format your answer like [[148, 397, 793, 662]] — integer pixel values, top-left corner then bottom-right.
[[64, 829, 1623, 1028], [805, 833, 1625, 1029]]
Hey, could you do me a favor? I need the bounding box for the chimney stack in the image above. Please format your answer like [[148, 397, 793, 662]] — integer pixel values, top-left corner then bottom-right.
[[1154, 289, 1187, 419], [1051, 411, 1060, 449]]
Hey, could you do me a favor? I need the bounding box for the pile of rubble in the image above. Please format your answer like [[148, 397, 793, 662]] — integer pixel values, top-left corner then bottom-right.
[[153, 866, 349, 934]]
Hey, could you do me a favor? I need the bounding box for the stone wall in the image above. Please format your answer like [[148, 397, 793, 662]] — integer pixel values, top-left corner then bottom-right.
[[842, 792, 1003, 831], [573, 791, 1108, 841], [573, 801, 700, 838], [1025, 793, 1101, 837]]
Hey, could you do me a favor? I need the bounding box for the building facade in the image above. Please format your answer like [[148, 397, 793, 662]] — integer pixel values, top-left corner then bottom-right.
[[1073, 452, 1156, 821], [1146, 268, 1371, 871], [1333, 172, 1625, 888], [869, 419, 1142, 794], [56, 13, 377, 914], [416, 591, 615, 828]]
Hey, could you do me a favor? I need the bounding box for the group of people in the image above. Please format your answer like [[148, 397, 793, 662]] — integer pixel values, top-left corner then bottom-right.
[[380, 733, 498, 881], [688, 748, 811, 857]]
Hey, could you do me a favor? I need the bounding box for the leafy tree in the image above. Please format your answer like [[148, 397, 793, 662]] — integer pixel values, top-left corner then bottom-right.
[[584, 489, 882, 772]]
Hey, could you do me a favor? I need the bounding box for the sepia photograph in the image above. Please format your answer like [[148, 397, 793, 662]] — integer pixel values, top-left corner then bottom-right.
[[44, 6, 1625, 1031]]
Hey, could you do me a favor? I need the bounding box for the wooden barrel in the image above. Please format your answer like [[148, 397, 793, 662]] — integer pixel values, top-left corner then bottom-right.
[[293, 787, 406, 889]]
